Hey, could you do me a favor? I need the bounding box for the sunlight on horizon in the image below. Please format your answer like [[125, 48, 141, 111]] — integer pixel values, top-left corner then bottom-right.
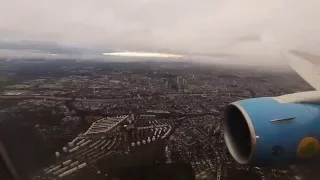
[[102, 52, 183, 58]]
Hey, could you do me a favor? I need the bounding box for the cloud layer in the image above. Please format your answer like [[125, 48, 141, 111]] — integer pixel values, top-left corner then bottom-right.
[[0, 0, 320, 65]]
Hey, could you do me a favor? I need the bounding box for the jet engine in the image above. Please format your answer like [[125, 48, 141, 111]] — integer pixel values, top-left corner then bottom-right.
[[224, 91, 320, 165]]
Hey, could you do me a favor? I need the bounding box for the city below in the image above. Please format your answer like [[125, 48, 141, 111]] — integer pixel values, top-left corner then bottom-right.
[[0, 59, 317, 180]]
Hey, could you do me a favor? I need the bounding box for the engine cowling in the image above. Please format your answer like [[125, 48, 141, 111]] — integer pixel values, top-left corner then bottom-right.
[[224, 97, 320, 165]]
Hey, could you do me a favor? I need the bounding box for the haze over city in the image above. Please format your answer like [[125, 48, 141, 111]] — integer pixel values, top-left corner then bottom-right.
[[0, 0, 320, 67]]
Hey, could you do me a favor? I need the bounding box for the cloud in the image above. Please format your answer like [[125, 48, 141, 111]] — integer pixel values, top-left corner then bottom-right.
[[0, 0, 319, 66], [0, 40, 87, 54], [234, 35, 262, 43]]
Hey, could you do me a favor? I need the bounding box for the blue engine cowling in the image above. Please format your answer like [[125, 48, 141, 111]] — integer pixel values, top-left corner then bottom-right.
[[224, 97, 320, 165]]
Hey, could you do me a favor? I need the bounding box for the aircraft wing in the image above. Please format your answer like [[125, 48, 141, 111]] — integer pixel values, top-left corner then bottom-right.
[[284, 50, 320, 90]]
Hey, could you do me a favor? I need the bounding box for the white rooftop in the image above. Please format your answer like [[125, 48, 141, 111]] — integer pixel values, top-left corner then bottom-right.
[[84, 115, 128, 135]]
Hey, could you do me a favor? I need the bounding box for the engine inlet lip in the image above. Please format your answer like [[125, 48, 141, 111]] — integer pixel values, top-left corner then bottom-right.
[[224, 102, 257, 164]]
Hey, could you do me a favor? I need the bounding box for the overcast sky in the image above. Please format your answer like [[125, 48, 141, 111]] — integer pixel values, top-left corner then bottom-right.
[[0, 0, 320, 66]]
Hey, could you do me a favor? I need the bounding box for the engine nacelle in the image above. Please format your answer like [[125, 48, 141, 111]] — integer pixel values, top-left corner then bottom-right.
[[224, 96, 320, 165]]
